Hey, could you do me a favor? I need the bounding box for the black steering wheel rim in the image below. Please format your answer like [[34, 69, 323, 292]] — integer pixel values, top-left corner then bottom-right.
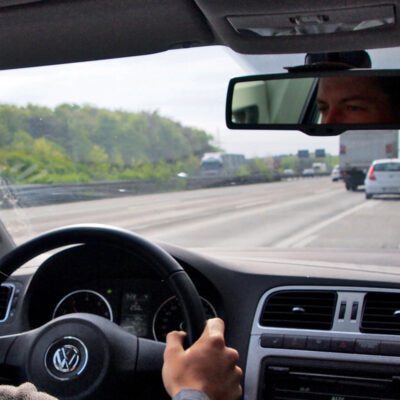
[[0, 224, 206, 399], [0, 224, 206, 343]]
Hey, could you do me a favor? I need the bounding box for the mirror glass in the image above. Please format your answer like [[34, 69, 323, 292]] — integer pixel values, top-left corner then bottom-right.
[[227, 71, 400, 134]]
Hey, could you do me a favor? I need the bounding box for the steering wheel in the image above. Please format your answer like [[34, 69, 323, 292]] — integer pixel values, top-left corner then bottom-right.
[[0, 225, 206, 400]]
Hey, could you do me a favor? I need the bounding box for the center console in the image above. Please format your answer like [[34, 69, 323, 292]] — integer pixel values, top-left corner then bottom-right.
[[245, 286, 400, 400], [260, 356, 400, 399]]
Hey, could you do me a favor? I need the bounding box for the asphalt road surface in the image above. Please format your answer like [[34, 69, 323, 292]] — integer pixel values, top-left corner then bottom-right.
[[1, 177, 399, 249]]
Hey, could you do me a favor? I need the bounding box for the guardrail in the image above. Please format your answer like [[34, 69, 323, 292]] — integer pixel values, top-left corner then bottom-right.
[[0, 173, 330, 208]]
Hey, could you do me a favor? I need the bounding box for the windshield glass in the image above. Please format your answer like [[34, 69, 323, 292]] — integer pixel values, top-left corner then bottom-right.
[[0, 46, 399, 250]]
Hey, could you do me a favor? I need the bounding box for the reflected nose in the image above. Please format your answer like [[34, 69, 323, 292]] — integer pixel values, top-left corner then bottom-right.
[[323, 108, 342, 124]]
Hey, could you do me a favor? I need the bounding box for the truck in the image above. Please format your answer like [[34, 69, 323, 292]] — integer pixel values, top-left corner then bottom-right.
[[200, 153, 246, 177], [312, 162, 327, 174], [339, 130, 399, 191]]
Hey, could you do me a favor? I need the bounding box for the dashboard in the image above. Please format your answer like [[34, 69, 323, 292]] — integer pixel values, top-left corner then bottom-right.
[[2, 243, 400, 400]]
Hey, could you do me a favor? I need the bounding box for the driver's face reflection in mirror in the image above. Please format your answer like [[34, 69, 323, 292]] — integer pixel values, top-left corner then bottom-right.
[[317, 76, 399, 124]]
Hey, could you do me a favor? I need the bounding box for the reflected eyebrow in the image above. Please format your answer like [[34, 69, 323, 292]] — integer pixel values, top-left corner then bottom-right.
[[317, 96, 375, 104], [339, 96, 375, 103]]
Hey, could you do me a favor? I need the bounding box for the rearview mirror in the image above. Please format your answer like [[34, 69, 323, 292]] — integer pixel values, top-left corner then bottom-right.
[[226, 70, 400, 135]]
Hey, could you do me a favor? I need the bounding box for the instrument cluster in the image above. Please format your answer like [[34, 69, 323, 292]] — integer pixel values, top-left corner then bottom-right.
[[51, 278, 217, 342]]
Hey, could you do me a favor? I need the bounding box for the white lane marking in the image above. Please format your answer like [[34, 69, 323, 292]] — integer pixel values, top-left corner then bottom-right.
[[274, 200, 378, 248], [292, 235, 317, 248], [235, 200, 271, 209]]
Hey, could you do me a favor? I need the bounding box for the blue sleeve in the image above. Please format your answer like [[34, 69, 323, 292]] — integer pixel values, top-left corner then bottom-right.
[[172, 389, 210, 400]]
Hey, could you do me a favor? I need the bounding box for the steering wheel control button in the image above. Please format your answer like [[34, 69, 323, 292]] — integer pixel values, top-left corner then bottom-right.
[[45, 336, 88, 380], [330, 338, 355, 353], [260, 334, 283, 348], [355, 339, 381, 355]]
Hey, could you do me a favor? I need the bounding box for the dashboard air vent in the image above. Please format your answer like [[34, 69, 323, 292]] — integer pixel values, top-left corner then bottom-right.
[[361, 292, 400, 335], [0, 284, 13, 321], [260, 291, 336, 330]]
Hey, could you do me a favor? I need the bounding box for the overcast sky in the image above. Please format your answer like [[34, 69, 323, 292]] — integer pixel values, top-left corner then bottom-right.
[[0, 46, 398, 158]]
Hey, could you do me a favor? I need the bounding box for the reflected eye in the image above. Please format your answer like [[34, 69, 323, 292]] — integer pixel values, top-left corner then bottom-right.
[[346, 105, 365, 112], [317, 105, 328, 113], [316, 100, 328, 113]]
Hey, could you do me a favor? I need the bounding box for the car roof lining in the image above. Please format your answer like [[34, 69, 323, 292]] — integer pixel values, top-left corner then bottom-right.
[[0, 0, 399, 70]]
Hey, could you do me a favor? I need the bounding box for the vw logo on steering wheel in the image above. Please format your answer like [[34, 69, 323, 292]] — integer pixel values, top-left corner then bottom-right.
[[45, 336, 88, 380], [53, 344, 80, 373]]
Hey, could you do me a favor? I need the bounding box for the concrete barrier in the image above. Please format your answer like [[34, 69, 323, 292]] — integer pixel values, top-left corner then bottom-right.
[[0, 173, 327, 208]]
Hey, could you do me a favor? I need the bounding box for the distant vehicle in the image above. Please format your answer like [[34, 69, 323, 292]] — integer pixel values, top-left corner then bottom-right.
[[312, 162, 327, 174], [331, 165, 341, 182], [365, 159, 400, 199], [302, 168, 314, 177], [340, 130, 399, 191], [201, 153, 246, 177], [282, 169, 294, 177]]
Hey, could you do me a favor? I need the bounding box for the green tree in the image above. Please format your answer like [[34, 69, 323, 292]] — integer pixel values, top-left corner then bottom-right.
[[0, 103, 219, 183], [10, 130, 34, 152]]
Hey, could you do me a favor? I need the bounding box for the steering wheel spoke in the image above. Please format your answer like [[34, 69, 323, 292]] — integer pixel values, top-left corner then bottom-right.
[[0, 332, 24, 379], [136, 337, 165, 373]]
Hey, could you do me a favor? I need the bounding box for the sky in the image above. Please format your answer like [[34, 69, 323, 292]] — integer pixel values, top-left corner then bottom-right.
[[0, 45, 398, 158]]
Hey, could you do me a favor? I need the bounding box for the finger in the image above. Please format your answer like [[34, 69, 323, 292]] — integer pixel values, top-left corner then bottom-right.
[[164, 330, 186, 359], [235, 365, 243, 381], [226, 347, 240, 365], [236, 383, 243, 399]]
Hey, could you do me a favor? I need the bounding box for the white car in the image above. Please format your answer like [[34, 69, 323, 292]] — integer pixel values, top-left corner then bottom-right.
[[302, 168, 314, 177], [365, 159, 400, 199], [282, 168, 294, 177], [331, 165, 341, 182]]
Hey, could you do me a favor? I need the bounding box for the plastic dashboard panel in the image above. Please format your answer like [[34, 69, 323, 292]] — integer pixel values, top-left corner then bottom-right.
[[245, 285, 400, 400], [3, 244, 400, 392]]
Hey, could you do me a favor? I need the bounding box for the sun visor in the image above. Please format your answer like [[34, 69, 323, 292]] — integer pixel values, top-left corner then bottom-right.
[[0, 0, 215, 70]]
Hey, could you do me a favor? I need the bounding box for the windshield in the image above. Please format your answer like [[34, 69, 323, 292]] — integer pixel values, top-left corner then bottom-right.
[[0, 46, 399, 250]]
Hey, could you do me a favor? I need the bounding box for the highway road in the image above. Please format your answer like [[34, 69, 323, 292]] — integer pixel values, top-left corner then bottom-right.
[[1, 177, 399, 249]]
